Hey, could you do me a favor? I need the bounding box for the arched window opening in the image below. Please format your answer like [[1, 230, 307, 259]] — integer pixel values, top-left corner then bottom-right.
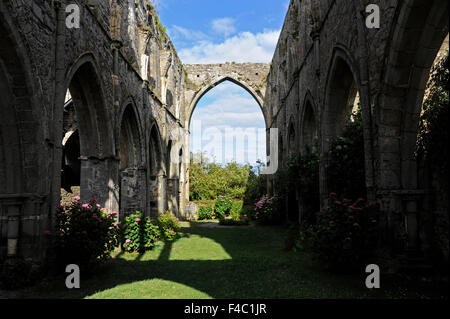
[[188, 80, 267, 210], [324, 56, 366, 201], [119, 105, 143, 217], [60, 90, 81, 206]]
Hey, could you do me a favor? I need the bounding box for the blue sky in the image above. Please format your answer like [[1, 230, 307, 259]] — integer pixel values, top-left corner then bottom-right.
[[155, 1, 288, 166]]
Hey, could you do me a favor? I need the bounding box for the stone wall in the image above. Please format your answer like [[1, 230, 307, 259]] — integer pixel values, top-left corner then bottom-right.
[[0, 0, 187, 265], [0, 0, 448, 274], [265, 0, 449, 268]]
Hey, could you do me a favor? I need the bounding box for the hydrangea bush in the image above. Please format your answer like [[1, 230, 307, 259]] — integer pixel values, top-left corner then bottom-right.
[[157, 212, 181, 241], [49, 197, 119, 272], [297, 193, 379, 271], [253, 196, 280, 225], [214, 195, 233, 220], [120, 211, 160, 253], [197, 205, 214, 220]]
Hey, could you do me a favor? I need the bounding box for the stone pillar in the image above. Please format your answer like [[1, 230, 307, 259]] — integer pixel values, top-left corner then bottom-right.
[[80, 157, 119, 212], [405, 199, 419, 251], [7, 208, 20, 257]]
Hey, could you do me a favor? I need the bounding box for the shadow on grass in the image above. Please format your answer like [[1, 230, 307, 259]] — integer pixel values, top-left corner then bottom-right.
[[10, 222, 448, 299]]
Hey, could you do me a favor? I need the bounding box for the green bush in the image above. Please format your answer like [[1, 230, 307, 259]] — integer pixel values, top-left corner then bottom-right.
[[189, 153, 255, 200], [279, 148, 320, 225], [327, 106, 367, 200], [219, 217, 249, 226], [157, 212, 181, 241], [253, 196, 281, 225], [198, 205, 214, 220], [120, 211, 159, 253], [297, 195, 379, 272], [230, 201, 243, 215], [49, 197, 119, 273], [214, 195, 233, 220], [242, 205, 254, 219], [243, 168, 267, 204]]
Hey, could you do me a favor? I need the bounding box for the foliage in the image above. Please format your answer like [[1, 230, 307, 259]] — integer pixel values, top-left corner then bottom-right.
[[120, 212, 159, 253], [197, 205, 214, 220], [230, 201, 244, 216], [156, 212, 181, 241], [0, 258, 43, 290], [49, 197, 119, 272], [297, 195, 379, 272], [279, 148, 320, 224], [243, 166, 267, 205], [327, 106, 367, 200], [219, 217, 249, 226], [417, 50, 449, 190], [242, 205, 255, 219], [219, 201, 247, 226], [214, 195, 233, 220], [189, 153, 260, 201], [253, 196, 281, 225]]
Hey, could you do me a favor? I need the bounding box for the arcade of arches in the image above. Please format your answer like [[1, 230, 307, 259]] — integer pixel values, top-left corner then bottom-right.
[[0, 0, 448, 275]]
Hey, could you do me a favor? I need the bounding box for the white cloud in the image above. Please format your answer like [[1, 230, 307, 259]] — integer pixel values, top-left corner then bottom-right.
[[179, 29, 280, 64], [168, 25, 209, 42], [211, 18, 236, 37]]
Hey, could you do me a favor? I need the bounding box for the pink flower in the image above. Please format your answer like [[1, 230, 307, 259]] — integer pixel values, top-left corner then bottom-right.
[[82, 204, 91, 210], [73, 196, 81, 200], [353, 223, 360, 227], [135, 218, 141, 222], [111, 211, 118, 216], [125, 239, 131, 243]]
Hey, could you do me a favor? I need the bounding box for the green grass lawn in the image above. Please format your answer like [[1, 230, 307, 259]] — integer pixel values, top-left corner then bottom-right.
[[2, 221, 446, 299]]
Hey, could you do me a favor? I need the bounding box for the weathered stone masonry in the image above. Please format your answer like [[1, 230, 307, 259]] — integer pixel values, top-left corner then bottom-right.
[[0, 0, 448, 273], [0, 0, 190, 264], [265, 0, 449, 266]]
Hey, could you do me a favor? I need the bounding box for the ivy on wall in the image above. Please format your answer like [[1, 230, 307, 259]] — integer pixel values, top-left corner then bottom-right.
[[416, 50, 449, 191]]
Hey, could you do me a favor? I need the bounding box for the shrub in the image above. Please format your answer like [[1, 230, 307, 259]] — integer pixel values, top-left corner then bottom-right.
[[197, 205, 214, 220], [279, 148, 320, 225], [49, 197, 119, 273], [253, 196, 280, 225], [189, 153, 254, 201], [219, 217, 249, 226], [120, 212, 160, 253], [327, 106, 367, 201], [157, 212, 181, 241], [214, 195, 233, 220], [231, 201, 243, 215], [243, 168, 267, 205], [297, 195, 379, 272], [242, 205, 254, 219]]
